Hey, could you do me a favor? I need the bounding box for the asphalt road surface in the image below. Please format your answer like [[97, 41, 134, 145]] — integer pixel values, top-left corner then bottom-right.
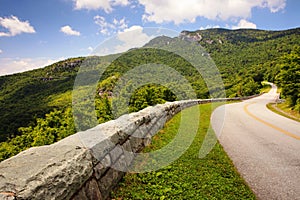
[[211, 84, 300, 199]]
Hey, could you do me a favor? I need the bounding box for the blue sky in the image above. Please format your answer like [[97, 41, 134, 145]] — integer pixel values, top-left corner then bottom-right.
[[0, 0, 299, 76]]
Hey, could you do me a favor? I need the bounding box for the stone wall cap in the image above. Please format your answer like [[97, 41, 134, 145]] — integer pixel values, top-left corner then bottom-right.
[[0, 142, 93, 199]]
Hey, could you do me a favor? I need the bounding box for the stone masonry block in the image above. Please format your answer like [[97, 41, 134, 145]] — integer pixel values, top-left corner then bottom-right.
[[112, 154, 128, 172], [109, 145, 123, 164], [98, 168, 125, 199], [84, 179, 103, 200], [94, 162, 107, 180], [0, 144, 93, 200], [129, 136, 144, 153], [99, 154, 111, 169]]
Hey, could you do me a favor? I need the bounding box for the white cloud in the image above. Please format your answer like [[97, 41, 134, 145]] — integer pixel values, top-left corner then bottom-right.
[[74, 0, 112, 12], [0, 15, 36, 37], [0, 49, 2, 54], [73, 0, 129, 12], [0, 57, 64, 76], [114, 26, 154, 53], [112, 0, 129, 6], [87, 46, 94, 52], [138, 0, 286, 24], [94, 15, 128, 35], [94, 15, 115, 35], [266, 0, 286, 12], [60, 25, 81, 36], [232, 19, 257, 29], [200, 25, 221, 30], [94, 26, 154, 56]]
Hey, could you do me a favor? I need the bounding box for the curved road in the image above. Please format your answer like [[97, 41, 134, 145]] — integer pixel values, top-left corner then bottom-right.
[[212, 84, 300, 199]]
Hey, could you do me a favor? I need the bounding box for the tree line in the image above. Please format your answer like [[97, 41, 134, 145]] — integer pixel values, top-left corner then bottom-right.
[[0, 28, 299, 161]]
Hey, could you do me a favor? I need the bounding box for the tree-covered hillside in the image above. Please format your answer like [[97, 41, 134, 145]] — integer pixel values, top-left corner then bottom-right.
[[181, 28, 299, 97], [0, 28, 299, 161], [0, 58, 83, 142]]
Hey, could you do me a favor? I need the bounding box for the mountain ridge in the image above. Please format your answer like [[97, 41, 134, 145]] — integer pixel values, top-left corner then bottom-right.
[[0, 27, 299, 144]]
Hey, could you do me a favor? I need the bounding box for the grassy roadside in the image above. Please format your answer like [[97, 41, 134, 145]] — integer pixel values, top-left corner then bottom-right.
[[111, 103, 255, 199], [267, 103, 300, 122], [266, 84, 299, 122], [260, 82, 272, 93]]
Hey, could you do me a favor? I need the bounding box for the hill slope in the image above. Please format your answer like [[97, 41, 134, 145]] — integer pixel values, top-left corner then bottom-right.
[[0, 58, 83, 141], [0, 27, 299, 144], [180, 28, 300, 96]]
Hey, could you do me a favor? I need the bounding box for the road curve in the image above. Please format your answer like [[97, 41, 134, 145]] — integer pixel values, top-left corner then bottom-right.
[[211, 84, 300, 200]]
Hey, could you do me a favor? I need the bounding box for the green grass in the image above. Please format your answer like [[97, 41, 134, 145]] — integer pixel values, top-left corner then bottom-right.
[[111, 103, 256, 199], [267, 103, 300, 122], [260, 82, 271, 93], [266, 85, 299, 121]]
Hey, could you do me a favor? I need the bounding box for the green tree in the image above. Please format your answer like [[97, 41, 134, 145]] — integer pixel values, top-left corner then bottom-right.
[[275, 47, 300, 109], [0, 108, 75, 161]]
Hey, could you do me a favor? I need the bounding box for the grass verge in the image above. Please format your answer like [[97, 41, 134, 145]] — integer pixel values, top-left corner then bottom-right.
[[111, 103, 255, 199], [267, 103, 300, 122], [260, 82, 271, 94]]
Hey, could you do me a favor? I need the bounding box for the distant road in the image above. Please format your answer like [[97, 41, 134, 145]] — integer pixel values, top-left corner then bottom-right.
[[212, 84, 300, 199]]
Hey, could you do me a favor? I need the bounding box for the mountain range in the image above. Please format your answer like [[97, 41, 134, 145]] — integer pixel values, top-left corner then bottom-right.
[[0, 27, 299, 153]]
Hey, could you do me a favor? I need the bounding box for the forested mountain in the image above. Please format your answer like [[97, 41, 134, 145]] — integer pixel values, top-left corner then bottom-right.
[[181, 28, 299, 97], [0, 58, 83, 141], [0, 28, 299, 161]]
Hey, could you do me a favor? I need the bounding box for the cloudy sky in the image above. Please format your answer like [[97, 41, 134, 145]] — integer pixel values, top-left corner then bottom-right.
[[0, 0, 299, 76]]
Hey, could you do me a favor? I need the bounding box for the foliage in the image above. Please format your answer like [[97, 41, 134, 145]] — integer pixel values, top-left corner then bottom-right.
[[0, 27, 299, 160], [0, 57, 83, 142], [260, 82, 272, 93], [274, 47, 300, 111], [0, 108, 75, 161], [95, 96, 113, 124], [128, 84, 176, 113], [189, 28, 300, 97], [258, 46, 300, 112]]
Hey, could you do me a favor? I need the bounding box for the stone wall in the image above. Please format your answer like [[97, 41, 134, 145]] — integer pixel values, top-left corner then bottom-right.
[[0, 96, 259, 200]]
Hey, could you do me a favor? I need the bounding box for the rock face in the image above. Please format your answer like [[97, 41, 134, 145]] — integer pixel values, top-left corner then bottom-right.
[[0, 97, 258, 200], [179, 31, 203, 42]]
